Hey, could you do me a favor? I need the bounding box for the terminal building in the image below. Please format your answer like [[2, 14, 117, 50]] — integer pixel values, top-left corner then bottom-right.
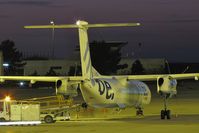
[[117, 57, 167, 75], [23, 57, 166, 76], [23, 59, 80, 76]]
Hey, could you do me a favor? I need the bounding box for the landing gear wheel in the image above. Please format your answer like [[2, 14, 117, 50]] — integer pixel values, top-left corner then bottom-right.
[[161, 110, 165, 119], [160, 95, 171, 119], [44, 115, 54, 123], [166, 110, 171, 119], [160, 110, 171, 120], [136, 108, 143, 116], [82, 102, 88, 109]]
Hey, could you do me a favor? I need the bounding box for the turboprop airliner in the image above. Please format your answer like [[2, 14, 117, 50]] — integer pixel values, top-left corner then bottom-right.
[[0, 20, 199, 119]]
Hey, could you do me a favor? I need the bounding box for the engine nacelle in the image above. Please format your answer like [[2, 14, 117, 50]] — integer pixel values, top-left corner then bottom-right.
[[157, 76, 177, 98], [56, 79, 78, 97]]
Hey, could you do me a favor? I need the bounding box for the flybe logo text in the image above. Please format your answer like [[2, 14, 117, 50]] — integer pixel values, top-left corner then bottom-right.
[[95, 79, 114, 100]]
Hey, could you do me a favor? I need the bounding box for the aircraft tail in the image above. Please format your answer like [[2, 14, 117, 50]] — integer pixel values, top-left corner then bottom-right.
[[24, 20, 140, 80]]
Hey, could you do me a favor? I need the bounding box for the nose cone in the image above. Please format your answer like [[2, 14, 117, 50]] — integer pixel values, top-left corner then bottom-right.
[[125, 80, 152, 106]]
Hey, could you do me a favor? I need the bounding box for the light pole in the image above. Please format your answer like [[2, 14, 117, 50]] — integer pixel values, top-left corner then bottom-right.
[[50, 20, 55, 59], [165, 59, 171, 74]]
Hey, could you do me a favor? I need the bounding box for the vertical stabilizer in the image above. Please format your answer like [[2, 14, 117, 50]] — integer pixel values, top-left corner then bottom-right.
[[76, 21, 93, 80]]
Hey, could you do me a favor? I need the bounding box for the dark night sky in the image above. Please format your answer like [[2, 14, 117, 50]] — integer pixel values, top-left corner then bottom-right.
[[0, 0, 199, 62]]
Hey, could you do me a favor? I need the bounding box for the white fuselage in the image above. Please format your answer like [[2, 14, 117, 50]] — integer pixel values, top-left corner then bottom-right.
[[80, 77, 151, 109]]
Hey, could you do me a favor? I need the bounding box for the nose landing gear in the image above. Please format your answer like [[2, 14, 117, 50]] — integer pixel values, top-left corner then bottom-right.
[[161, 95, 171, 119]]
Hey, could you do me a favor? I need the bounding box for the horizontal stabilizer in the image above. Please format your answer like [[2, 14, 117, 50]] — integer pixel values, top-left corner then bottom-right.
[[86, 23, 140, 28], [24, 24, 78, 29], [24, 22, 140, 29]]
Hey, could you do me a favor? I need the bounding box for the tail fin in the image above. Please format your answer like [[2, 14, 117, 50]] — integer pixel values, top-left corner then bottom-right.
[[77, 21, 93, 80], [24, 20, 140, 80]]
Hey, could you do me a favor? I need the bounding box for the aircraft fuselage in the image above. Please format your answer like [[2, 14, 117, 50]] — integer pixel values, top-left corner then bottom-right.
[[80, 77, 151, 109]]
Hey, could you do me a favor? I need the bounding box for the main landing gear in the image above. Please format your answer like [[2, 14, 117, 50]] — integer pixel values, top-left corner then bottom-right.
[[81, 102, 88, 109], [136, 107, 144, 116], [161, 95, 171, 119]]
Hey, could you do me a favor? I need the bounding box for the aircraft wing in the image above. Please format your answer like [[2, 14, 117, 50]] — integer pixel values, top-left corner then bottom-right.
[[0, 76, 83, 83], [124, 73, 199, 81], [97, 73, 199, 81]]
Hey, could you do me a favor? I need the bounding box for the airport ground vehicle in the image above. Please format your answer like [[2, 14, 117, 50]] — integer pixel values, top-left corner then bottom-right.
[[26, 95, 79, 123], [0, 96, 79, 123], [0, 98, 40, 122]]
